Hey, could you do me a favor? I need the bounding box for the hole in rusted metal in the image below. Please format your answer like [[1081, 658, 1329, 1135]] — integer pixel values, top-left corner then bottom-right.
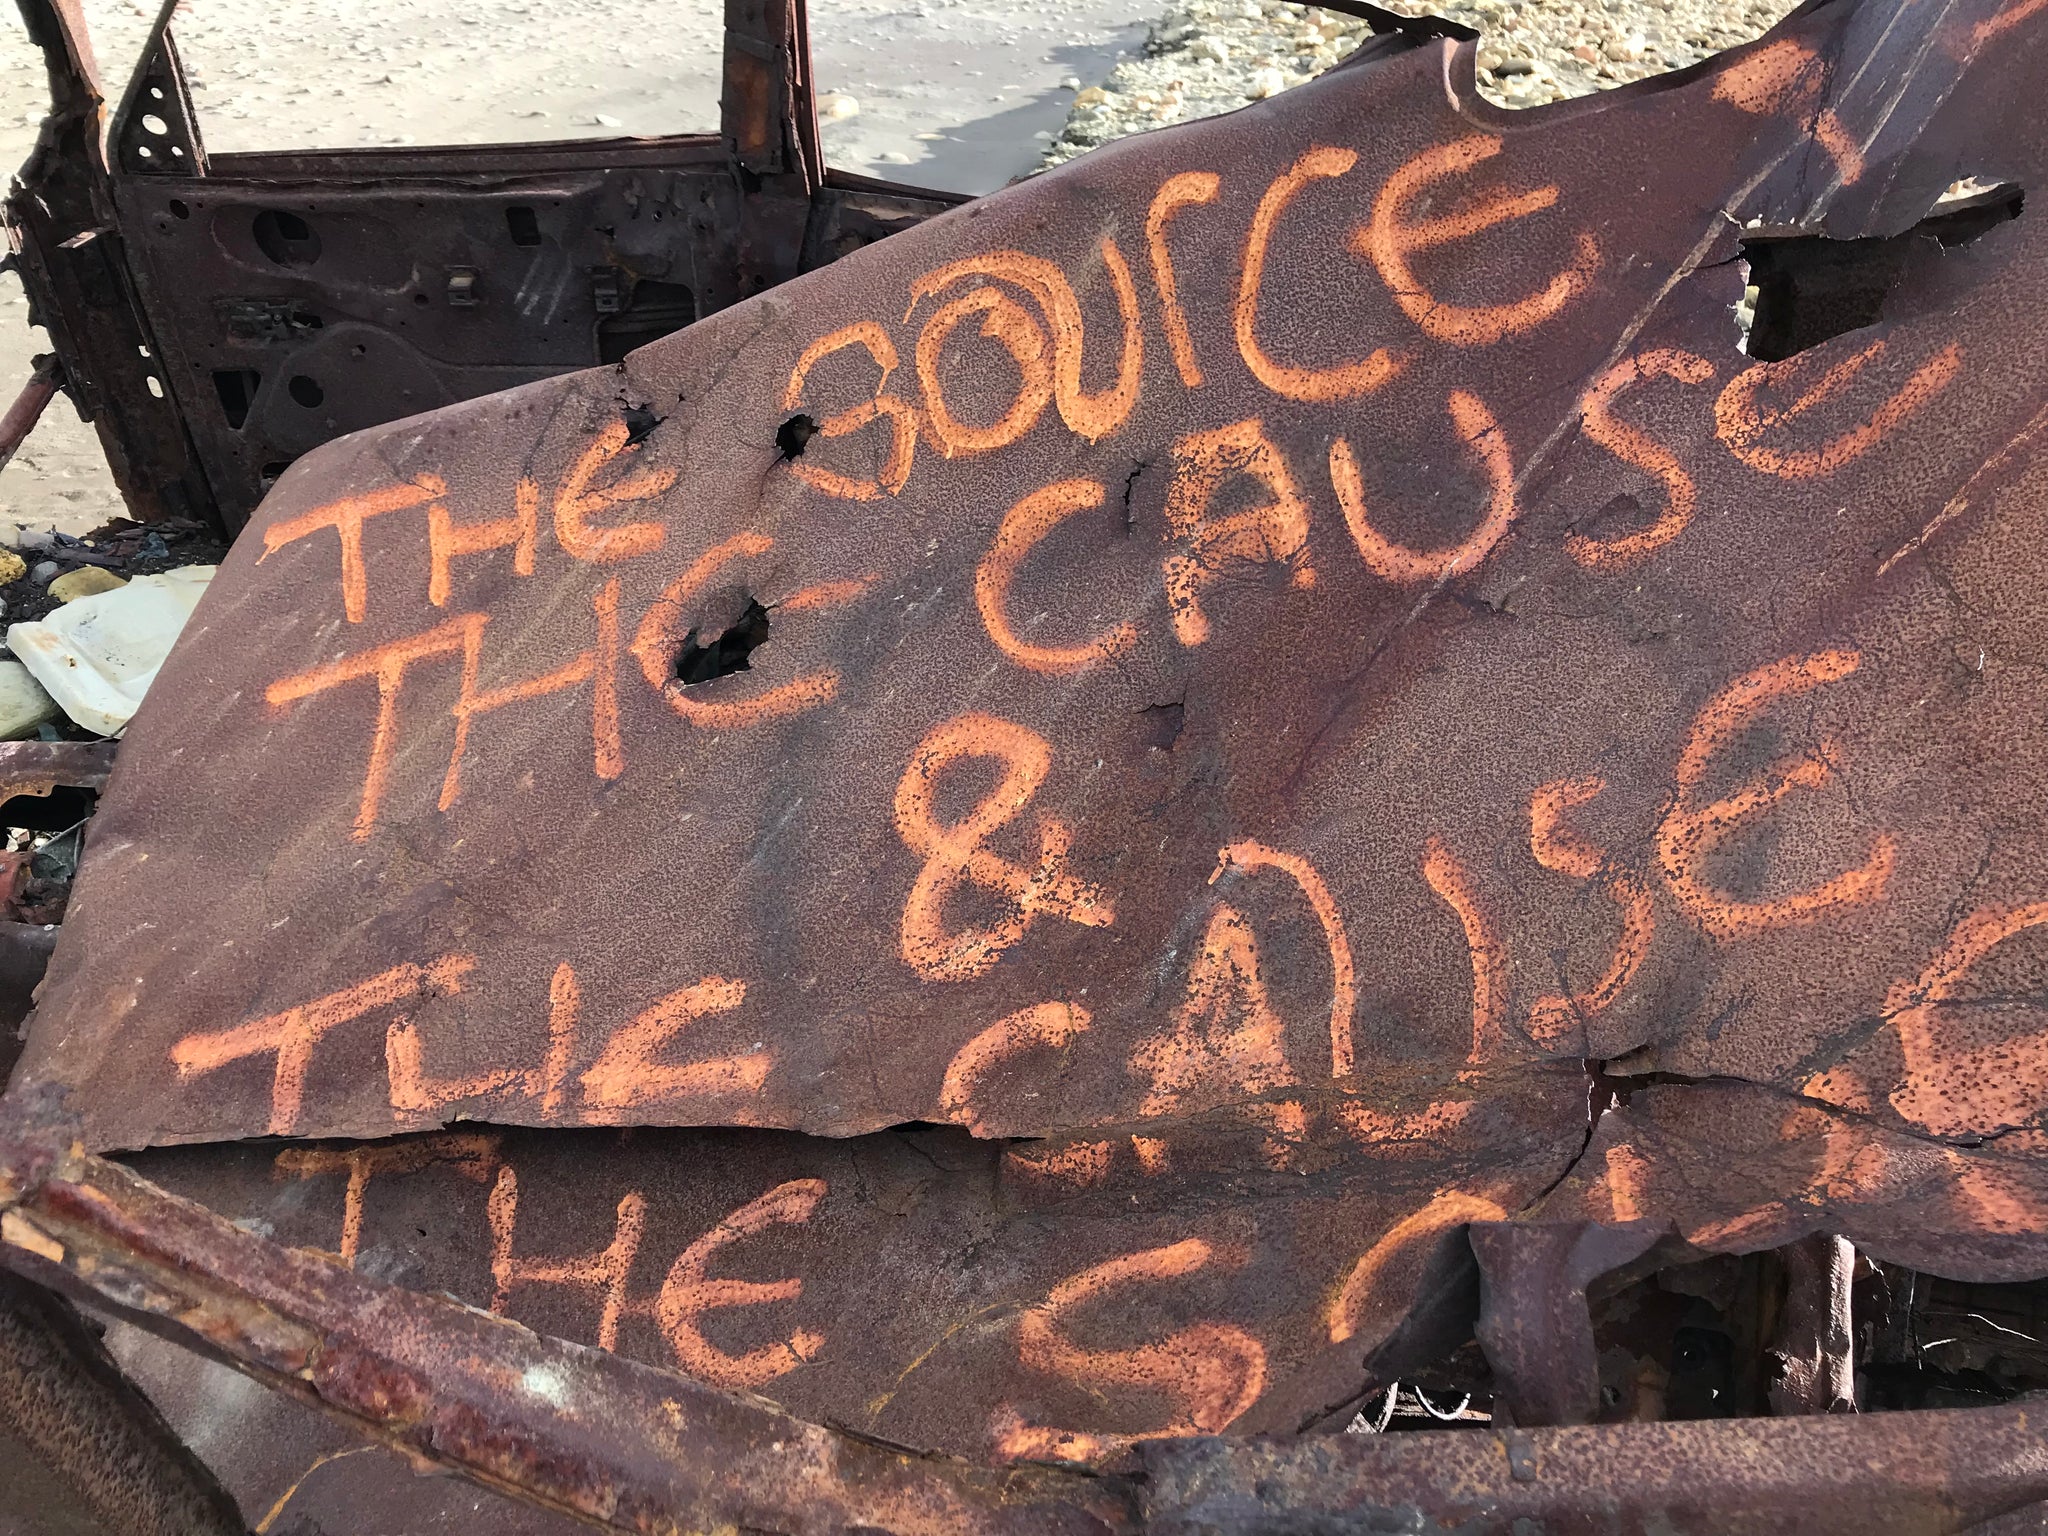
[[1141, 701, 1185, 751], [167, 198, 188, 219], [623, 404, 660, 446], [287, 375, 324, 409], [1741, 180, 2021, 361], [211, 370, 259, 429], [597, 279, 696, 365], [775, 413, 817, 461], [504, 206, 542, 246], [674, 600, 772, 685], [251, 209, 322, 268]]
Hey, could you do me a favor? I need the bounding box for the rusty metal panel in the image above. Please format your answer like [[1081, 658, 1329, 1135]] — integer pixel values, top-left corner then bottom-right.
[[101, 1064, 1579, 1455], [0, 1109, 1131, 1534], [12, 1112, 2048, 1534], [14, 0, 2048, 1480]]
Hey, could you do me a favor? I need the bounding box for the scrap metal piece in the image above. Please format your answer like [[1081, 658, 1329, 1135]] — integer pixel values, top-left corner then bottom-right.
[[106, 1067, 1584, 1460], [0, 1106, 1127, 1535], [1768, 1232, 1857, 1416], [17, 0, 2048, 1201], [4, 0, 216, 524], [11, 1115, 2048, 1535], [1138, 1406, 2048, 1534], [1469, 1220, 1662, 1427], [0, 354, 64, 477], [0, 1267, 245, 1536], [0, 740, 117, 801]]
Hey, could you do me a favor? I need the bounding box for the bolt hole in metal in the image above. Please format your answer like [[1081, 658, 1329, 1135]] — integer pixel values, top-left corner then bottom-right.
[[287, 375, 324, 409], [141, 113, 169, 136], [144, 376, 163, 399], [167, 199, 188, 219]]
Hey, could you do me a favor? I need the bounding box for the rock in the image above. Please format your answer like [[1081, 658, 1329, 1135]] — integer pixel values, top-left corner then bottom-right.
[[9, 528, 52, 554], [1040, 0, 1798, 175], [1246, 66, 1288, 98], [29, 561, 58, 586], [0, 550, 24, 587], [877, 149, 912, 163], [592, 112, 622, 128], [817, 93, 860, 121], [0, 659, 59, 740], [47, 567, 127, 604], [7, 566, 217, 737]]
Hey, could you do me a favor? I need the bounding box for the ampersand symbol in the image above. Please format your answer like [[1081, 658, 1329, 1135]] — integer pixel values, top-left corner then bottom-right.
[[894, 713, 1115, 982]]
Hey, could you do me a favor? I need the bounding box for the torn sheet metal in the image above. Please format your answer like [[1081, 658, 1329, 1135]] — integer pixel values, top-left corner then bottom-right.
[[111, 1062, 1581, 1456], [15, 0, 2048, 1440], [0, 1106, 1123, 1535], [11, 1111, 2048, 1535]]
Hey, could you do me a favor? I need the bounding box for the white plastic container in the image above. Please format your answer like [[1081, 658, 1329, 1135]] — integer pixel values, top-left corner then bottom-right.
[[6, 566, 216, 736]]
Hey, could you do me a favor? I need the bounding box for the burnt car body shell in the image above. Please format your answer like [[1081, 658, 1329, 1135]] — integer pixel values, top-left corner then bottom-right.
[[11, 0, 2048, 1529], [5, 0, 968, 530]]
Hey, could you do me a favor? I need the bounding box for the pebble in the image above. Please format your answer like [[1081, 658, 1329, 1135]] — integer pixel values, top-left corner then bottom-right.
[[48, 567, 128, 603], [29, 561, 58, 587], [817, 93, 861, 121], [0, 550, 23, 587], [1039, 0, 1801, 170]]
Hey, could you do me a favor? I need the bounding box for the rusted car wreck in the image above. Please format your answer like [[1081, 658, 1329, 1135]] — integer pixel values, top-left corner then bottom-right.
[[6, 0, 2048, 1528]]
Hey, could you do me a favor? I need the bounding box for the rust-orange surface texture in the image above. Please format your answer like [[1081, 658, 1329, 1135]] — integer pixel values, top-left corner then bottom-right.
[[16, 0, 2048, 1465]]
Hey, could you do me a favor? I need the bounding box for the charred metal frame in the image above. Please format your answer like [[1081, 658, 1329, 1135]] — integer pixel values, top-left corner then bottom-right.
[[4, 0, 970, 532]]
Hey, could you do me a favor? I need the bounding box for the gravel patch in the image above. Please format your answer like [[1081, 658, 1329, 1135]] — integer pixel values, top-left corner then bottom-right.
[[1040, 0, 1803, 170]]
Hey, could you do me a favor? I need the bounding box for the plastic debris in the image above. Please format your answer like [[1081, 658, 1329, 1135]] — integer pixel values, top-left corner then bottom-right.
[[5, 566, 216, 736]]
